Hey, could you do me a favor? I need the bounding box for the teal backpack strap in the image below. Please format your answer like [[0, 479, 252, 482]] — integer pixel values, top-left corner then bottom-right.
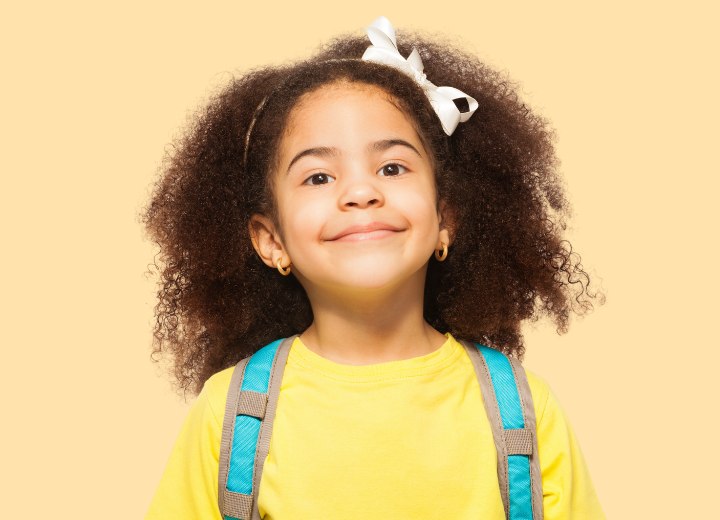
[[218, 336, 295, 520], [461, 340, 544, 520]]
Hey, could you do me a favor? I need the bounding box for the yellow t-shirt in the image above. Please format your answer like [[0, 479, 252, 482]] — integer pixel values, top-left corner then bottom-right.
[[146, 334, 604, 519]]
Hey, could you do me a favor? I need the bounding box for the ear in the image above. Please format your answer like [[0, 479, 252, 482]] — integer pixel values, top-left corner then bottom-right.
[[248, 214, 291, 269], [437, 199, 456, 247]]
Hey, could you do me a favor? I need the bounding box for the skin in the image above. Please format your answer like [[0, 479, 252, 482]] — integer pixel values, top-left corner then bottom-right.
[[249, 81, 454, 365]]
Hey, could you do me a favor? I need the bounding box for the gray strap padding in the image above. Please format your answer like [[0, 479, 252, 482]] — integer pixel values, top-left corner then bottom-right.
[[461, 340, 511, 517], [237, 390, 268, 419], [249, 335, 295, 520], [504, 428, 533, 455], [222, 490, 254, 519], [218, 356, 250, 517], [509, 357, 544, 520]]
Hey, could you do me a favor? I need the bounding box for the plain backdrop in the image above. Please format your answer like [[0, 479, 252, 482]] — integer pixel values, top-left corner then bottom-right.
[[2, 1, 718, 518]]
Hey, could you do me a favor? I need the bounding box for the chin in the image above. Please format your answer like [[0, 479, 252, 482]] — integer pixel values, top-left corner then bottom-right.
[[328, 263, 427, 293]]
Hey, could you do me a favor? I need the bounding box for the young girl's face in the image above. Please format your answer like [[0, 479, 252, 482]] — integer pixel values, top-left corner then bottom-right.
[[254, 81, 450, 298]]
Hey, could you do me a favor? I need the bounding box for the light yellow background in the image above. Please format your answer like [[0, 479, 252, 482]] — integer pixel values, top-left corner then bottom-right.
[[2, 1, 717, 518]]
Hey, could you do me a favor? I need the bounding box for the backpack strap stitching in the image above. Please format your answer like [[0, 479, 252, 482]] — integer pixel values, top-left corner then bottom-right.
[[503, 428, 533, 455], [249, 335, 295, 520], [481, 346, 540, 520], [219, 338, 287, 519], [460, 340, 511, 517], [221, 491, 254, 520], [237, 390, 268, 419], [509, 357, 544, 519], [218, 356, 250, 518]]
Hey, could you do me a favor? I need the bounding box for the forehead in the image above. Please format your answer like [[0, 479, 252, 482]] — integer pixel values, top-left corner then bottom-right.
[[293, 81, 395, 109], [281, 81, 421, 144]]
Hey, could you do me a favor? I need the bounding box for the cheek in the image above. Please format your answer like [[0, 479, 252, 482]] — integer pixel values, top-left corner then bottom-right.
[[399, 185, 440, 229], [277, 193, 326, 252]]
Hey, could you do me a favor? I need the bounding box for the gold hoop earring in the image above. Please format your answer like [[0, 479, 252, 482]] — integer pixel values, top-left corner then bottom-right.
[[434, 242, 448, 262], [276, 259, 292, 276]]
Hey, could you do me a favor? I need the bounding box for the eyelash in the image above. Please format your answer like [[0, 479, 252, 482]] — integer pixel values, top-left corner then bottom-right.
[[378, 163, 408, 177], [303, 173, 334, 186], [302, 163, 409, 186]]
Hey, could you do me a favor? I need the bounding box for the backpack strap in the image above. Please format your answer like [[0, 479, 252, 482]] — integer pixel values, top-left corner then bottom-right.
[[218, 336, 296, 520], [461, 340, 544, 520]]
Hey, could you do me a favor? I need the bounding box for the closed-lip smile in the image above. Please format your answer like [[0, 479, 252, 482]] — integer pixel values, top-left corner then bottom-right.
[[327, 222, 403, 241]]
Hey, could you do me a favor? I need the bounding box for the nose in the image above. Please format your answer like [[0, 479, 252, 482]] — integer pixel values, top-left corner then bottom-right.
[[338, 177, 385, 209]]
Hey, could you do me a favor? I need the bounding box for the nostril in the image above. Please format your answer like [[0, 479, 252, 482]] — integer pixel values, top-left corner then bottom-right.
[[342, 194, 383, 208]]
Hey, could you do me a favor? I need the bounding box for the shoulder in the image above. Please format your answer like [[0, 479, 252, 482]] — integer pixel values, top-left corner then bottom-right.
[[521, 367, 579, 450], [523, 368, 553, 425], [519, 367, 582, 441], [198, 365, 237, 423], [521, 368, 607, 517]]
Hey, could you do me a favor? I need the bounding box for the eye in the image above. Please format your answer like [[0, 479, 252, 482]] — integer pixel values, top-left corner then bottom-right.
[[303, 173, 335, 186], [378, 163, 408, 177]]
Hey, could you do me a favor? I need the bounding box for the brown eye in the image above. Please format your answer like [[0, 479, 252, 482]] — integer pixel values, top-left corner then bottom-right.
[[378, 163, 407, 177], [303, 173, 335, 185]]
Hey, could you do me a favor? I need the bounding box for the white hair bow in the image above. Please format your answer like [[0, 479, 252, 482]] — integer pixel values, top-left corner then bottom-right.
[[361, 16, 478, 136]]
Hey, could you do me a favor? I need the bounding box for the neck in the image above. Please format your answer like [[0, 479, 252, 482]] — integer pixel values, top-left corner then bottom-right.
[[298, 269, 447, 365]]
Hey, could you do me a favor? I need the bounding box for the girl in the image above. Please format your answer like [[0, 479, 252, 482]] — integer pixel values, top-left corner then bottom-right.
[[143, 16, 605, 520]]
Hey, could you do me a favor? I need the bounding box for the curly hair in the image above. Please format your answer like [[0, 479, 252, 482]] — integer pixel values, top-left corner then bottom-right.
[[141, 27, 604, 395]]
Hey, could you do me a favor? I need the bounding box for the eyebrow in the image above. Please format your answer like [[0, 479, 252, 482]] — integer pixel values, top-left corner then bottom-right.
[[286, 139, 423, 174]]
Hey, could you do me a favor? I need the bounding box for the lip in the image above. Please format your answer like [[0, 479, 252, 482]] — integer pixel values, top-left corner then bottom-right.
[[327, 222, 404, 241]]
